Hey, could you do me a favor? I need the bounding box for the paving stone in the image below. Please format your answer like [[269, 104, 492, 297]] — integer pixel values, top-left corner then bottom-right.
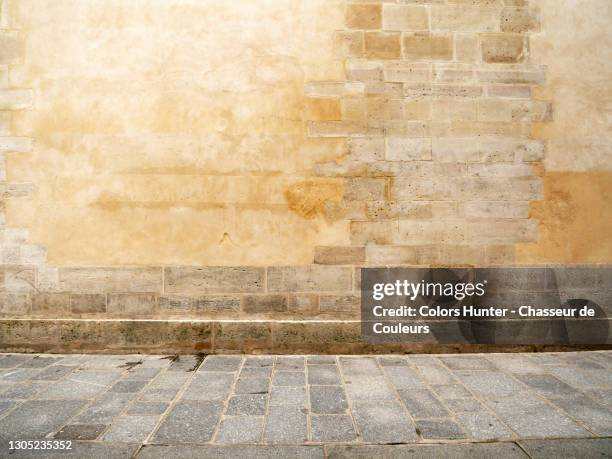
[[547, 367, 612, 390], [487, 354, 545, 374], [339, 358, 380, 377], [307, 356, 336, 365], [264, 404, 308, 443], [140, 387, 181, 402], [310, 386, 348, 414], [398, 389, 449, 418], [583, 388, 612, 410], [0, 355, 33, 368], [124, 367, 161, 380], [240, 367, 272, 379], [227, 394, 267, 416], [74, 393, 134, 424], [416, 419, 467, 440], [54, 423, 107, 440], [384, 366, 425, 389], [311, 415, 356, 442], [485, 395, 590, 438], [0, 400, 86, 440], [183, 372, 234, 401], [377, 357, 409, 367], [308, 365, 341, 385], [416, 364, 457, 385], [215, 416, 263, 444], [243, 356, 275, 367], [70, 369, 124, 386], [520, 438, 612, 459], [0, 368, 43, 381], [444, 397, 484, 413], [276, 356, 305, 370], [199, 356, 243, 372], [137, 445, 324, 459], [0, 381, 49, 399], [455, 411, 514, 440], [269, 386, 306, 406], [168, 355, 202, 372], [273, 371, 305, 387], [126, 401, 170, 416], [585, 352, 612, 368], [456, 371, 527, 398], [19, 356, 62, 368], [549, 395, 612, 436], [110, 380, 148, 393], [37, 379, 107, 400], [30, 365, 76, 381], [344, 376, 395, 401], [153, 401, 224, 443], [515, 374, 584, 398], [432, 384, 472, 399], [351, 400, 418, 444], [102, 415, 159, 443], [235, 377, 270, 395], [0, 400, 17, 415], [439, 356, 496, 371], [326, 443, 528, 458]]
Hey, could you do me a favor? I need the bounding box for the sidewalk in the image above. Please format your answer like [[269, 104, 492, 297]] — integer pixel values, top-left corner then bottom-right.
[[0, 352, 610, 458]]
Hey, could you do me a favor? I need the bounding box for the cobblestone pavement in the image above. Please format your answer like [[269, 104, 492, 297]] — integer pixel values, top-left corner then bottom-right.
[[0, 352, 611, 458]]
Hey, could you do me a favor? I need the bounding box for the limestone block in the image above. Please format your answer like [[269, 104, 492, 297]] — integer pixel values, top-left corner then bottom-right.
[[31, 293, 70, 315], [0, 137, 32, 152], [107, 293, 158, 315], [501, 8, 540, 33], [164, 267, 264, 294], [69, 294, 106, 314], [431, 6, 500, 32], [314, 246, 366, 265], [350, 221, 398, 245], [346, 4, 382, 30], [383, 62, 430, 83], [0, 265, 35, 293], [0, 32, 24, 64], [59, 268, 162, 294], [242, 295, 288, 314], [403, 33, 453, 60], [481, 33, 529, 63], [267, 266, 352, 293], [0, 89, 32, 109], [364, 32, 401, 59], [382, 5, 428, 31], [385, 137, 432, 161]]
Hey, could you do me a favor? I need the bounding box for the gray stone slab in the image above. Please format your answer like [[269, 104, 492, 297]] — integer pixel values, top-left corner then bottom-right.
[[439, 356, 496, 371], [269, 386, 306, 406], [20, 356, 62, 368], [344, 376, 395, 401], [416, 364, 457, 385], [432, 384, 472, 399], [398, 389, 449, 418], [235, 377, 270, 395], [351, 400, 418, 444], [584, 388, 612, 410], [243, 356, 275, 367], [140, 387, 180, 402], [0, 368, 43, 381], [199, 355, 243, 372], [444, 397, 484, 413], [153, 401, 223, 443], [310, 386, 348, 414], [485, 395, 591, 438], [547, 367, 612, 390], [54, 423, 107, 440], [110, 380, 148, 393], [275, 356, 305, 370], [515, 374, 584, 398], [272, 371, 305, 387], [70, 369, 124, 386], [73, 393, 134, 424], [240, 367, 272, 379], [31, 365, 76, 381], [148, 371, 190, 388], [384, 366, 425, 389], [101, 415, 159, 443], [124, 367, 161, 380], [549, 395, 612, 436], [416, 419, 467, 440], [183, 372, 234, 401], [520, 438, 612, 459], [455, 411, 514, 440], [487, 354, 545, 374], [326, 443, 527, 459], [37, 379, 107, 400], [311, 415, 356, 442], [307, 356, 336, 365], [0, 354, 33, 368], [264, 404, 308, 444], [377, 357, 409, 366], [456, 371, 528, 398], [215, 416, 263, 444], [126, 401, 170, 416], [168, 355, 202, 372], [339, 358, 380, 377], [137, 445, 324, 459], [0, 400, 86, 440], [308, 365, 341, 385], [0, 400, 17, 415], [0, 381, 49, 399], [227, 394, 267, 416]]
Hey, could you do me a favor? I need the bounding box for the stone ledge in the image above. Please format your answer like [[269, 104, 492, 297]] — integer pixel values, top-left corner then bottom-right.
[[0, 319, 609, 355]]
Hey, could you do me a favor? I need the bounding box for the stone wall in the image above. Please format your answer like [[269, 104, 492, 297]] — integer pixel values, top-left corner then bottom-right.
[[0, 0, 610, 352]]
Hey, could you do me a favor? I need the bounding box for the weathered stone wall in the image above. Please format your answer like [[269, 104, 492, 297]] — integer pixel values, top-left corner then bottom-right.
[[0, 0, 610, 351]]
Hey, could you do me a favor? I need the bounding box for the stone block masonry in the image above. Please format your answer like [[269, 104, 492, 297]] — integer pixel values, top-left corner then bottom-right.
[[0, 1, 609, 353]]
